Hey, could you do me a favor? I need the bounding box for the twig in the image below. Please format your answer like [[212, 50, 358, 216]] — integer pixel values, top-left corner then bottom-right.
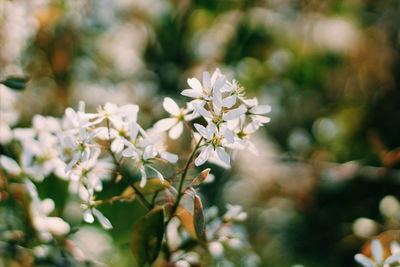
[[165, 137, 204, 226]]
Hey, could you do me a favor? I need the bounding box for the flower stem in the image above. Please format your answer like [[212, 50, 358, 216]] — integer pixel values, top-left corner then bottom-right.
[[165, 137, 203, 226], [106, 119, 151, 210]]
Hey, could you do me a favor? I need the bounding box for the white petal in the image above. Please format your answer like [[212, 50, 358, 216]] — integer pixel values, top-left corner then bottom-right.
[[95, 127, 114, 140], [372, 239, 383, 263], [0, 155, 21, 175], [160, 152, 178, 163], [24, 179, 39, 199], [251, 115, 271, 124], [78, 101, 86, 113], [242, 97, 258, 107], [223, 128, 235, 144], [129, 123, 139, 139], [212, 95, 222, 115], [46, 217, 70, 235], [13, 128, 35, 141], [65, 155, 79, 173], [154, 118, 176, 132], [222, 95, 237, 108], [194, 123, 210, 139], [354, 254, 374, 266], [194, 145, 212, 166], [211, 68, 222, 84], [78, 186, 90, 201], [181, 89, 203, 98], [184, 111, 199, 121], [384, 254, 400, 264], [40, 199, 55, 215], [147, 165, 164, 183], [207, 123, 217, 136], [83, 210, 95, 223], [250, 104, 271, 114], [208, 241, 224, 257], [390, 241, 400, 254], [63, 135, 75, 148], [143, 146, 156, 160], [244, 122, 260, 134], [140, 167, 147, 187], [215, 147, 230, 166], [92, 208, 113, 229], [223, 105, 247, 121], [111, 138, 124, 153], [122, 147, 136, 158], [163, 97, 180, 116], [213, 76, 226, 91], [65, 108, 77, 121], [203, 72, 211, 92], [169, 122, 184, 139], [193, 104, 213, 119], [187, 78, 203, 92], [81, 147, 90, 162], [120, 104, 139, 122]]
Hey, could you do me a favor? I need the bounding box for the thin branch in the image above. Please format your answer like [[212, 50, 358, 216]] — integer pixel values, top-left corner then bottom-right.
[[165, 137, 204, 226]]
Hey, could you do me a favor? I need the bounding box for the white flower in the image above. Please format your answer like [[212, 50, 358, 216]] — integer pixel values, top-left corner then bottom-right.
[[18, 132, 67, 181], [208, 241, 224, 258], [223, 204, 248, 222], [69, 148, 112, 193], [83, 208, 113, 230], [192, 101, 246, 125], [122, 142, 165, 187], [355, 239, 400, 267], [154, 97, 194, 139], [0, 155, 22, 176], [62, 101, 97, 131], [193, 123, 234, 167], [392, 241, 400, 255], [181, 69, 226, 101], [243, 98, 271, 133], [24, 180, 70, 240], [226, 115, 258, 156], [96, 121, 129, 153], [93, 102, 139, 126], [0, 85, 19, 144], [171, 251, 200, 267], [32, 115, 61, 133], [0, 153, 56, 182], [61, 129, 97, 173]]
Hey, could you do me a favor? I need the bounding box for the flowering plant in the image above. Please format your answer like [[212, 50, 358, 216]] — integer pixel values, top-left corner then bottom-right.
[[0, 69, 269, 266]]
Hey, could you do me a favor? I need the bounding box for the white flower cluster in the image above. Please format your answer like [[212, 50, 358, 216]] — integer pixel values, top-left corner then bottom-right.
[[0, 85, 20, 144], [154, 69, 271, 168], [0, 69, 270, 232], [24, 179, 70, 241], [166, 204, 259, 267]]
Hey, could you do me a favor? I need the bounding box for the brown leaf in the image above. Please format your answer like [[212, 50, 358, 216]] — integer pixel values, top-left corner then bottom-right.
[[194, 195, 206, 242], [190, 168, 211, 187]]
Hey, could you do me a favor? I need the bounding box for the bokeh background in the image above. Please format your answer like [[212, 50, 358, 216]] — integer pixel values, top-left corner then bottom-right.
[[1, 0, 400, 266]]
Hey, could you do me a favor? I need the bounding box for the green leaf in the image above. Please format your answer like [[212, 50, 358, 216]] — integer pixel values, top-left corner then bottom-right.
[[194, 195, 206, 242], [0, 76, 30, 90], [131, 206, 164, 266]]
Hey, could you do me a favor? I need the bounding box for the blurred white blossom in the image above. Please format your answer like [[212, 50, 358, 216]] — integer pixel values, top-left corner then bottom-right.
[[355, 239, 400, 267]]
